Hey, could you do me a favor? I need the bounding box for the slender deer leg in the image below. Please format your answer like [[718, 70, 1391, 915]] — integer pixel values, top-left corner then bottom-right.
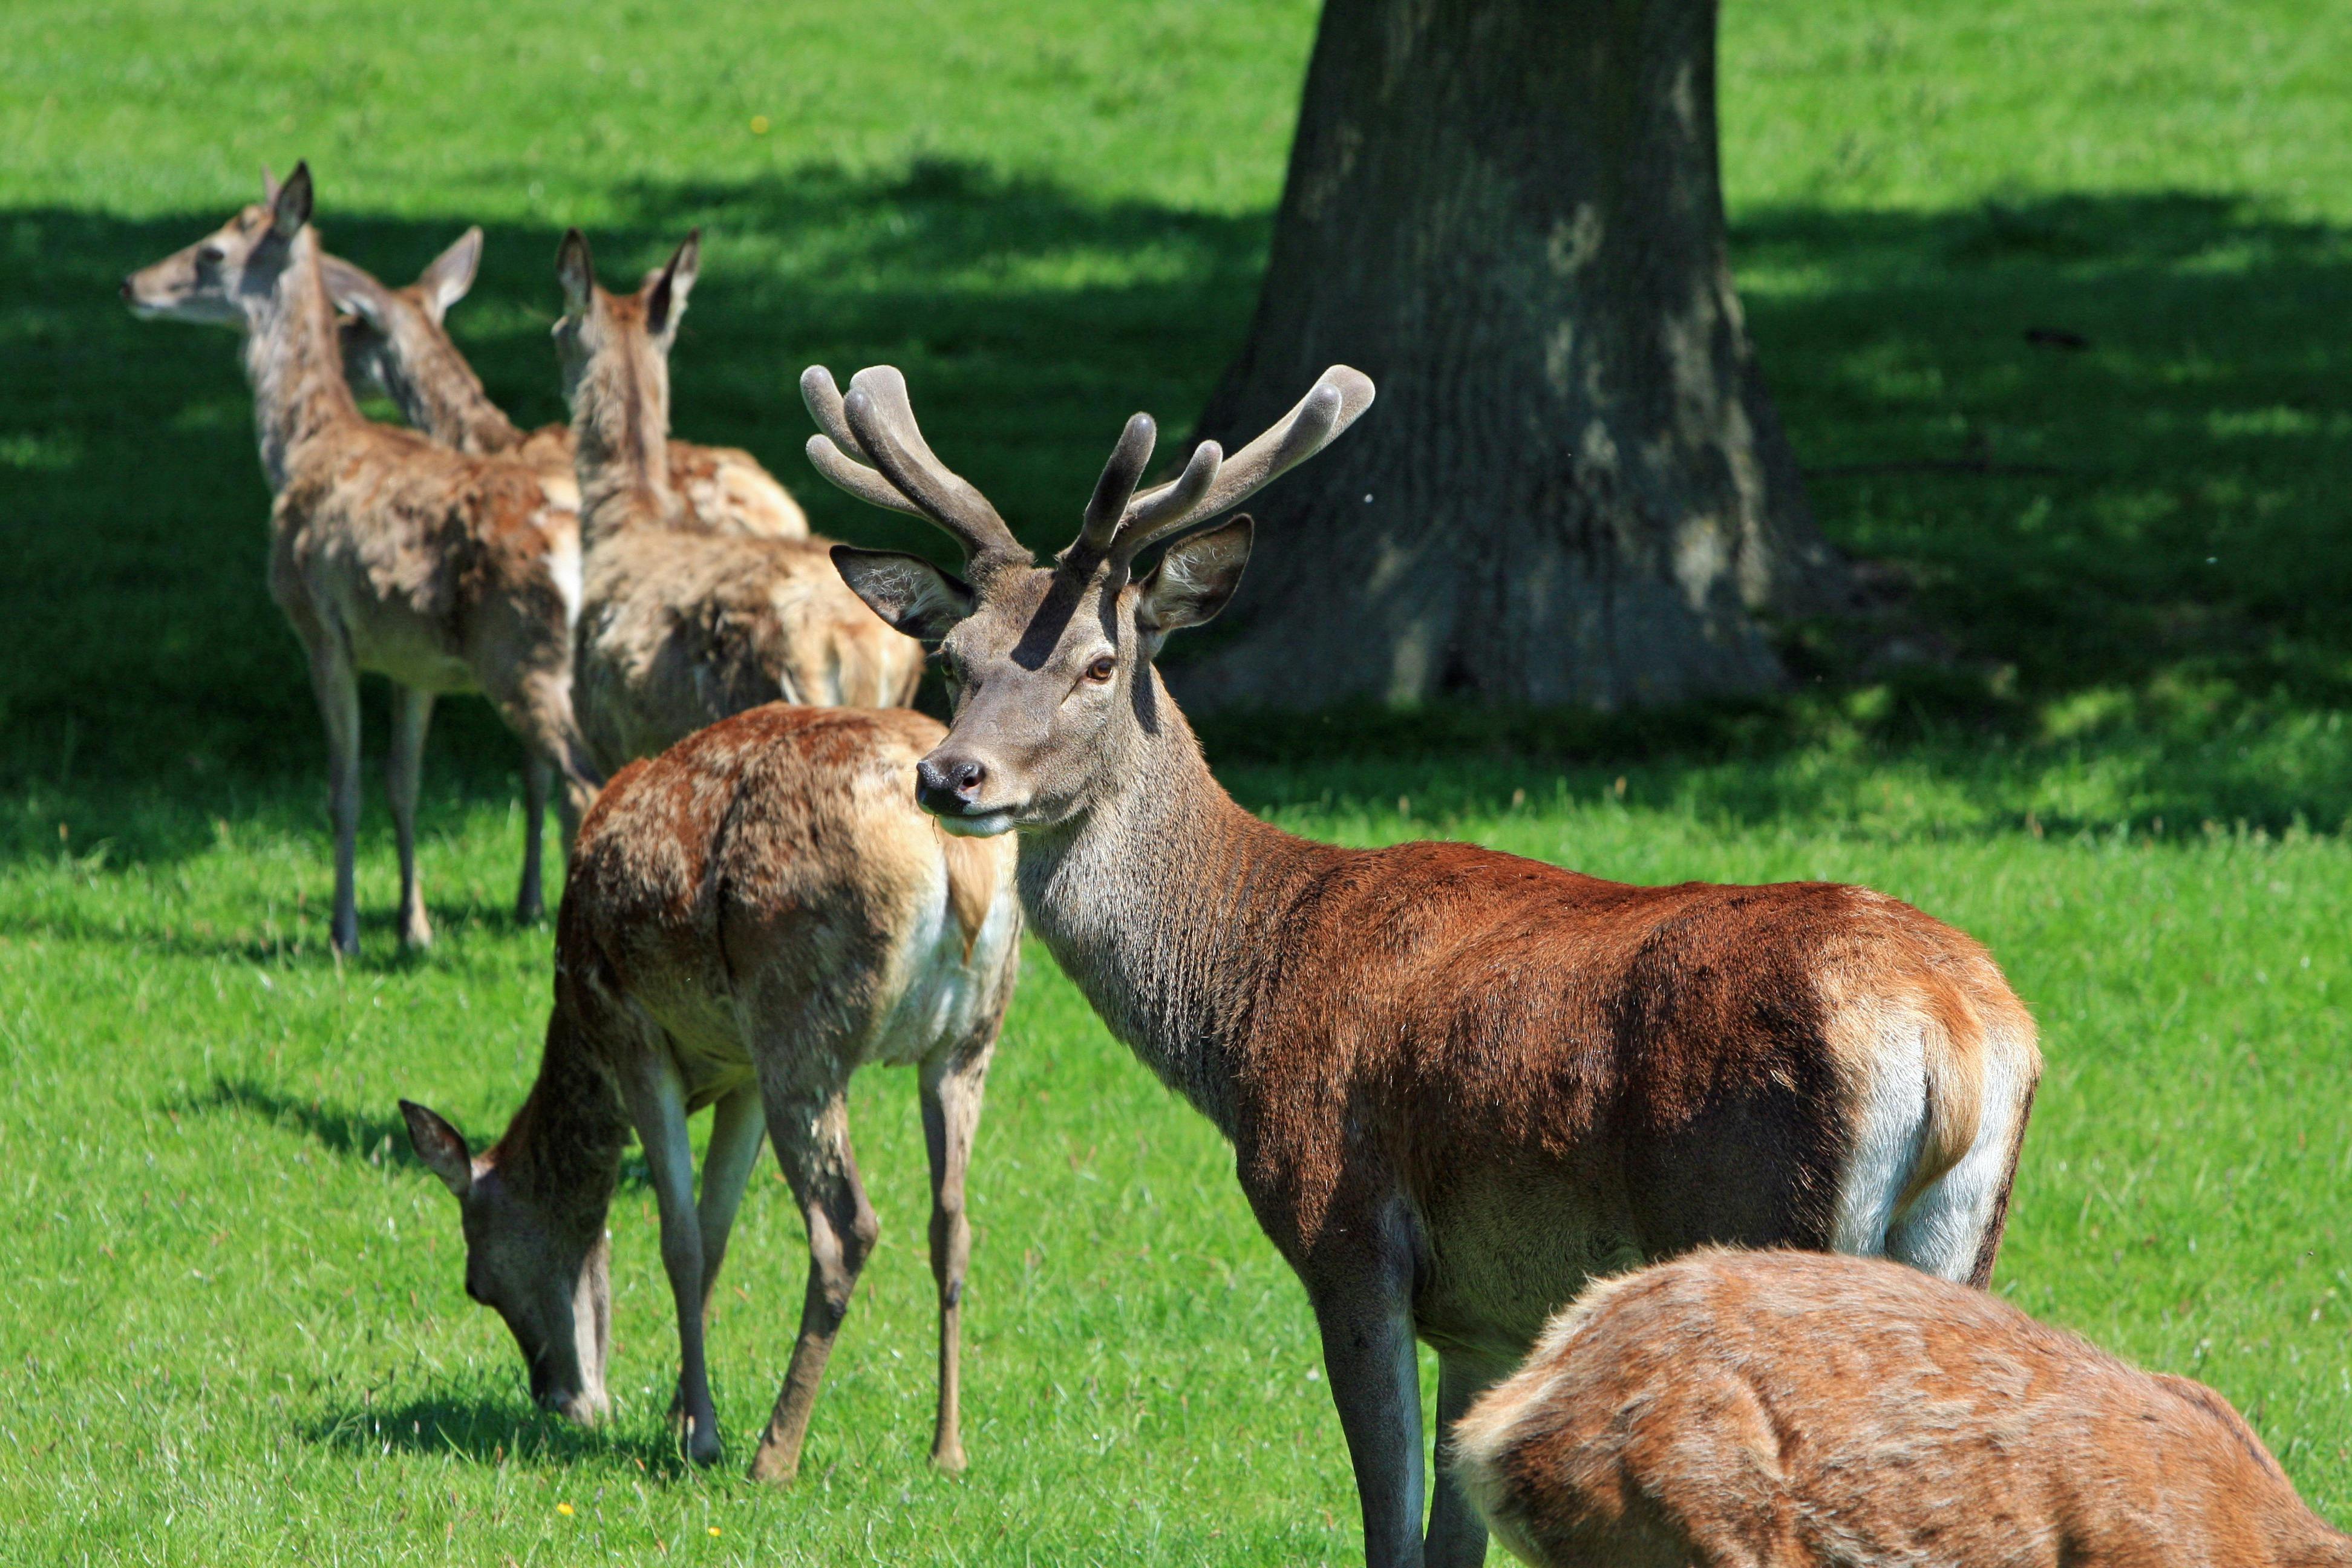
[[619, 1054, 724, 1466], [668, 1083, 765, 1422], [1310, 1243, 1427, 1568], [750, 1088, 877, 1486], [387, 684, 436, 949], [1426, 1354, 1497, 1568], [516, 752, 550, 926], [301, 631, 364, 957], [919, 1033, 996, 1474]]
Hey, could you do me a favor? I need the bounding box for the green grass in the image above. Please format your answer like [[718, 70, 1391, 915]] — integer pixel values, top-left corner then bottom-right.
[[4, 0, 2352, 1561]]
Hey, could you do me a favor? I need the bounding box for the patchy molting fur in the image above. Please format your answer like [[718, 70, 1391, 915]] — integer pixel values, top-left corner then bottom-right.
[[325, 235, 809, 537], [811, 366, 2043, 1568], [555, 234, 921, 776], [122, 168, 600, 955], [1450, 1249, 2352, 1568], [405, 703, 1018, 1480]]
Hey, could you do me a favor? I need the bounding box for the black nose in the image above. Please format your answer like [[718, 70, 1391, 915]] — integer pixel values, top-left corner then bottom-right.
[[118, 279, 134, 302], [916, 756, 985, 813]]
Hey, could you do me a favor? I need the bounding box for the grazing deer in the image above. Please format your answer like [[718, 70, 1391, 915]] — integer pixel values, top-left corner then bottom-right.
[[122, 164, 600, 954], [321, 230, 809, 538], [555, 231, 921, 774], [1451, 1249, 2352, 1568], [805, 364, 2043, 1568], [399, 703, 1020, 1478]]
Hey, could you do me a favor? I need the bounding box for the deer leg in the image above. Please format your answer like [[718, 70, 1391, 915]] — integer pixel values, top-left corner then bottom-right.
[[386, 684, 436, 948], [619, 1054, 724, 1466], [750, 1089, 877, 1486], [1308, 1233, 1426, 1568], [515, 753, 549, 926], [301, 633, 363, 957], [667, 1082, 765, 1422], [919, 1033, 996, 1474], [1427, 1354, 1498, 1568]]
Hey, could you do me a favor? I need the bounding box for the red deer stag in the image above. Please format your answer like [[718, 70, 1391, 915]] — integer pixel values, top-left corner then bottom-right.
[[555, 232, 921, 774], [805, 363, 2043, 1568], [321, 231, 809, 537], [1451, 1249, 2352, 1568], [122, 164, 600, 954], [400, 704, 1020, 1479]]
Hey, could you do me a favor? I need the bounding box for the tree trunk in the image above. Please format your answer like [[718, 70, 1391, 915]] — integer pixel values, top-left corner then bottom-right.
[[1174, 0, 1850, 712]]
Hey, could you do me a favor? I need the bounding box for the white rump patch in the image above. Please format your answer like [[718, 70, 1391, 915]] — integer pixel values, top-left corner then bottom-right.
[[1828, 1007, 1930, 1258]]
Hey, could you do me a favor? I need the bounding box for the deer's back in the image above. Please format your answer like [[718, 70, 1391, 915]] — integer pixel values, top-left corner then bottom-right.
[[560, 705, 1016, 1101], [575, 528, 917, 769], [1451, 1250, 2347, 1568], [270, 424, 572, 682], [1231, 841, 2034, 1346]]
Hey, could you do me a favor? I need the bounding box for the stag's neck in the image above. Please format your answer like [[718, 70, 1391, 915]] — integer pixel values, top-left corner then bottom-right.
[[1014, 675, 1339, 1140], [243, 230, 364, 492], [491, 1010, 630, 1221], [382, 325, 526, 456], [569, 350, 673, 549]]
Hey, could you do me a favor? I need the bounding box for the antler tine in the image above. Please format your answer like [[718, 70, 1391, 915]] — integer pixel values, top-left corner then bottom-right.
[[1110, 365, 1376, 561], [841, 366, 1027, 566], [1077, 412, 1158, 554], [800, 365, 927, 517], [799, 365, 867, 458]]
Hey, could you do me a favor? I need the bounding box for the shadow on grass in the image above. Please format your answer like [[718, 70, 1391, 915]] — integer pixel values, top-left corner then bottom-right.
[[177, 1076, 421, 1171], [303, 1390, 696, 1475], [7, 168, 2352, 854], [177, 1073, 663, 1191]]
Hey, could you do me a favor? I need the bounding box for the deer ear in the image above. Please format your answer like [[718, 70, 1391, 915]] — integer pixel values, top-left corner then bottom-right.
[[645, 229, 699, 341], [1136, 515, 1253, 650], [829, 546, 975, 643], [318, 254, 390, 328], [555, 229, 595, 319], [270, 161, 313, 237], [399, 1100, 474, 1199], [416, 227, 483, 321]]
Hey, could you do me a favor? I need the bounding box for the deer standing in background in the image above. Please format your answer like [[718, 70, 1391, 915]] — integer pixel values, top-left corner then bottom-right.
[[122, 165, 600, 954], [321, 230, 809, 537], [400, 703, 1019, 1480], [806, 364, 2043, 1568], [1451, 1249, 2352, 1568], [555, 231, 920, 774]]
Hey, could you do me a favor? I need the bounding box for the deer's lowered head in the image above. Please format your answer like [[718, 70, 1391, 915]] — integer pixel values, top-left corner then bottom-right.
[[399, 1099, 613, 1423], [806, 364, 1373, 837], [122, 162, 316, 327]]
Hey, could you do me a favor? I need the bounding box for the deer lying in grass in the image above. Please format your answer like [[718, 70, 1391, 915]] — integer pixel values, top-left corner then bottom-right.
[[400, 702, 1019, 1478], [321, 229, 808, 537], [1451, 1249, 2352, 1568], [555, 232, 921, 774], [122, 164, 600, 954], [806, 364, 2043, 1568]]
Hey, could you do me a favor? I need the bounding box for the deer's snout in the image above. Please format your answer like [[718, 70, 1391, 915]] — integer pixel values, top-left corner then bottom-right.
[[118, 278, 134, 302], [916, 755, 987, 814]]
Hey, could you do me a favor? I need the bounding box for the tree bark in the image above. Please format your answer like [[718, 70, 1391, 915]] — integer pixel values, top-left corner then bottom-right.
[[1174, 0, 1850, 712]]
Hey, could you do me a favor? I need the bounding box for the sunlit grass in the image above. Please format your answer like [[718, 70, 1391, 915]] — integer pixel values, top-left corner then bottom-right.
[[4, 0, 2352, 1560]]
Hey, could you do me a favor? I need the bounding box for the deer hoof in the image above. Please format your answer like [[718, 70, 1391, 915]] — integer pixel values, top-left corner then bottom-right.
[[748, 1441, 800, 1487]]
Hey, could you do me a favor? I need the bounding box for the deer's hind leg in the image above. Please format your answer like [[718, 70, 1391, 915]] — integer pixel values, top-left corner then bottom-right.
[[387, 684, 436, 948], [750, 1072, 877, 1486], [919, 1022, 998, 1474]]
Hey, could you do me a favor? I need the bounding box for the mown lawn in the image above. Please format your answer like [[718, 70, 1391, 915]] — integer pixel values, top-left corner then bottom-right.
[[3, 0, 2351, 1562]]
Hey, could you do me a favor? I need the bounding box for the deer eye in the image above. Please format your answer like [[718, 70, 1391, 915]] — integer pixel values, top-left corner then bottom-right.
[[1083, 655, 1116, 684], [197, 244, 225, 266]]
